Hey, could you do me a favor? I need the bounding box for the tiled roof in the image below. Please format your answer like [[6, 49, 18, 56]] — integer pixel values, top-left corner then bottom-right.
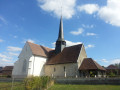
[[28, 42, 53, 57], [46, 44, 83, 65], [79, 58, 106, 71], [106, 65, 118, 69], [2, 66, 13, 71]]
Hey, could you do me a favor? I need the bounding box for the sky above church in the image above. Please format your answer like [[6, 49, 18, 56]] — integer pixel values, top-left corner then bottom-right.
[[0, 0, 120, 67]]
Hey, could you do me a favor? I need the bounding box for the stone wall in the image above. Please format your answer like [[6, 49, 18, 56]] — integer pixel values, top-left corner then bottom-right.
[[45, 63, 79, 77]]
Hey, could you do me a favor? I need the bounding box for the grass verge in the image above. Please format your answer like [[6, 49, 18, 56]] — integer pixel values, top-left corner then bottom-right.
[[48, 84, 120, 90], [0, 82, 24, 90], [0, 82, 120, 90]]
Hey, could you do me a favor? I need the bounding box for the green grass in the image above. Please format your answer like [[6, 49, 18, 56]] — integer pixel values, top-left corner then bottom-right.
[[0, 82, 120, 90], [0, 82, 25, 90], [48, 84, 120, 90]]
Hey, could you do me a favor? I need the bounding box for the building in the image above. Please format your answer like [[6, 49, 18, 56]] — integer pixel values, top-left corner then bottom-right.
[[106, 65, 120, 76], [12, 17, 105, 78], [1, 66, 13, 77], [79, 58, 106, 77]]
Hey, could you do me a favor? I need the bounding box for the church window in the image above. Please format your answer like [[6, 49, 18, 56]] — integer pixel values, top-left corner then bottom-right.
[[54, 67, 56, 72], [64, 66, 65, 72]]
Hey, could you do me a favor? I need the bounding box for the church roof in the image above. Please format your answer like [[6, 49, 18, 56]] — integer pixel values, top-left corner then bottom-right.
[[79, 58, 106, 71], [46, 44, 83, 65], [28, 42, 53, 58]]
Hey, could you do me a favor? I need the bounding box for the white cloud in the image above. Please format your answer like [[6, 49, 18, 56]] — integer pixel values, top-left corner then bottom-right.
[[0, 47, 20, 66], [7, 46, 22, 52], [37, 0, 76, 19], [22, 39, 35, 43], [99, 58, 120, 66], [8, 52, 19, 56], [82, 24, 94, 28], [85, 44, 95, 49], [0, 62, 13, 66], [70, 28, 84, 35], [52, 40, 82, 48], [78, 4, 99, 14], [27, 39, 35, 43], [66, 40, 82, 47], [0, 52, 19, 66], [0, 53, 13, 66], [0, 39, 4, 42], [101, 59, 109, 63], [98, 0, 120, 27], [86, 33, 96, 36], [1, 59, 11, 62], [110, 59, 120, 64], [0, 15, 8, 24], [0, 53, 8, 58]]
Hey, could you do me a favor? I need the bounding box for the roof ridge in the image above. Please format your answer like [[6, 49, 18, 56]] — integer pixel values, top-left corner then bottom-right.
[[27, 41, 53, 50]]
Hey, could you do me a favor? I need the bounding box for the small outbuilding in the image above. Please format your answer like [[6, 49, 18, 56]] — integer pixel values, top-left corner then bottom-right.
[[79, 58, 106, 77]]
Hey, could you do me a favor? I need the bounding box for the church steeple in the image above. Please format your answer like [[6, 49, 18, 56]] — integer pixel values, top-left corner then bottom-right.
[[55, 16, 66, 54], [57, 16, 64, 41]]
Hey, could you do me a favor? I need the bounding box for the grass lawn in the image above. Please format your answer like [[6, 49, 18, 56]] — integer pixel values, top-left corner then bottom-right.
[[48, 84, 120, 90], [0, 82, 120, 90], [0, 82, 25, 90]]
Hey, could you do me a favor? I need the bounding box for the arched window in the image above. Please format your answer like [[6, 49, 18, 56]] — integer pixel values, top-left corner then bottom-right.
[[22, 60, 27, 73]]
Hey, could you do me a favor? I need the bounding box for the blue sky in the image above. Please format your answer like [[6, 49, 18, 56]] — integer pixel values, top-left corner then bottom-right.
[[0, 0, 120, 67]]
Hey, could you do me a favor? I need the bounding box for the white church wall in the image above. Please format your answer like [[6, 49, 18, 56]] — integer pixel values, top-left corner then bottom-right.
[[12, 60, 19, 76], [12, 42, 32, 78], [77, 44, 87, 68], [28, 56, 47, 77], [12, 58, 28, 78], [45, 63, 78, 77]]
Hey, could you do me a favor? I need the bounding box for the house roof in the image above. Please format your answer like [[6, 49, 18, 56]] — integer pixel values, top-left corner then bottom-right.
[[46, 44, 83, 65], [106, 65, 118, 69], [2, 66, 13, 71], [28, 42, 53, 57], [79, 58, 106, 71]]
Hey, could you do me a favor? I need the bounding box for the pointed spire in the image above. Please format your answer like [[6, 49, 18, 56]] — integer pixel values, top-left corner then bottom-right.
[[55, 16, 66, 54], [57, 16, 64, 41]]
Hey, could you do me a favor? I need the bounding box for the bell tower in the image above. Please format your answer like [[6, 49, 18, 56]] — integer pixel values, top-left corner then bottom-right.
[[55, 16, 66, 54]]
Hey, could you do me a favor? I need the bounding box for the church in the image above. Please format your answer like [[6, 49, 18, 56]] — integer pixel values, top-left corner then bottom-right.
[[12, 17, 106, 78]]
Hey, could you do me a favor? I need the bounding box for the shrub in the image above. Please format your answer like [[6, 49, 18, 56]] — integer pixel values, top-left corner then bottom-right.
[[24, 76, 54, 90]]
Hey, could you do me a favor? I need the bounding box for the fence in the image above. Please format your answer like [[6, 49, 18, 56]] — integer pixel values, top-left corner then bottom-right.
[[55, 77, 120, 85]]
